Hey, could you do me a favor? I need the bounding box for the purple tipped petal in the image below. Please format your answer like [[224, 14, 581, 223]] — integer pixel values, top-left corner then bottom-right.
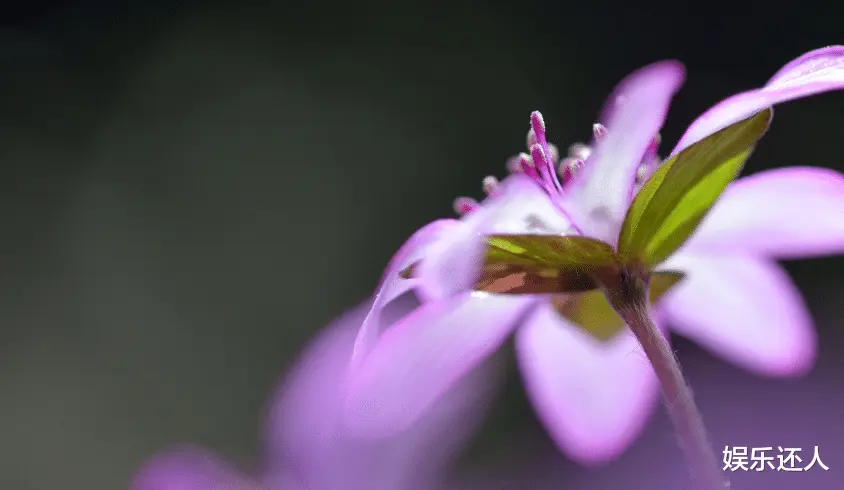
[[266, 302, 503, 489], [673, 46, 844, 154], [682, 167, 844, 257], [345, 293, 535, 437], [563, 61, 684, 244], [515, 302, 661, 464], [417, 175, 576, 302], [130, 446, 256, 490], [662, 253, 816, 376], [350, 219, 459, 370]]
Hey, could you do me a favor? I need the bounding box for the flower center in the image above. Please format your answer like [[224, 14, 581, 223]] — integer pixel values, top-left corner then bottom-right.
[[452, 111, 663, 216]]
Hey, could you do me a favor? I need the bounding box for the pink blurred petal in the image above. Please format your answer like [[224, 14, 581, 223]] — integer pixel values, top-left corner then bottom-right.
[[418, 174, 576, 302], [673, 46, 844, 154], [562, 61, 684, 244], [682, 167, 844, 257], [267, 301, 503, 489], [662, 253, 816, 376], [345, 293, 535, 437], [351, 219, 459, 370], [515, 301, 661, 464], [130, 445, 257, 490]]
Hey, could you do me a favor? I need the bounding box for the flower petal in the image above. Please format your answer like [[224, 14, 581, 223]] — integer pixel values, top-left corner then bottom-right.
[[673, 45, 844, 154], [130, 445, 257, 490], [682, 167, 844, 257], [515, 301, 661, 464], [662, 253, 816, 376], [350, 219, 459, 370], [417, 174, 576, 302], [266, 301, 502, 489], [767, 45, 844, 89], [345, 292, 535, 436], [562, 61, 684, 244]]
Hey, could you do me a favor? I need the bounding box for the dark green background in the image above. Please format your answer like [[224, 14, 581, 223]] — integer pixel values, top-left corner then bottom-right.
[[0, 2, 842, 488]]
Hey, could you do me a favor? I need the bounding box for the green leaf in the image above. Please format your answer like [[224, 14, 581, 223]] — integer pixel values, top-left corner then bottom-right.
[[617, 108, 773, 267], [475, 234, 619, 294], [555, 270, 685, 341]]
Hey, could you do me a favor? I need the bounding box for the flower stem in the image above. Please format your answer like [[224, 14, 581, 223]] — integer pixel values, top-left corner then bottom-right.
[[608, 272, 729, 489]]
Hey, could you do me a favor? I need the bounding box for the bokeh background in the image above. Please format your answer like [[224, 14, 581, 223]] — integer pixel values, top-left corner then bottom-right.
[[1, 1, 843, 489]]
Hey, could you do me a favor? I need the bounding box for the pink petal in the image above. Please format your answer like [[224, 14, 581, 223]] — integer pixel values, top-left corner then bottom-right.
[[673, 45, 844, 154], [344, 292, 535, 437], [417, 174, 576, 302], [767, 45, 844, 88], [129, 445, 257, 490], [267, 301, 504, 489], [515, 301, 661, 464], [661, 253, 816, 376], [682, 167, 844, 258], [350, 219, 459, 370], [562, 61, 684, 244]]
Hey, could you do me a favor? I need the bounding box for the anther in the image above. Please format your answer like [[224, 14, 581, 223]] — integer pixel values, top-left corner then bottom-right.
[[517, 152, 533, 169], [518, 152, 539, 179], [453, 197, 479, 215], [559, 157, 584, 182], [526, 129, 538, 150], [530, 111, 546, 133], [593, 123, 608, 141], [482, 176, 500, 196], [636, 164, 649, 183], [547, 143, 560, 164], [506, 156, 523, 174], [530, 144, 549, 171], [568, 143, 591, 161]]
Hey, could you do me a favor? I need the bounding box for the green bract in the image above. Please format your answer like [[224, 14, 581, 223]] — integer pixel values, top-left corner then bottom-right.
[[618, 108, 772, 266], [557, 271, 684, 340], [475, 235, 618, 294]]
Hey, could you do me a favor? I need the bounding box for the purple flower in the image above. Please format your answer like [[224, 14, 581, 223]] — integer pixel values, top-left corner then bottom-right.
[[130, 300, 500, 490], [344, 46, 844, 464]]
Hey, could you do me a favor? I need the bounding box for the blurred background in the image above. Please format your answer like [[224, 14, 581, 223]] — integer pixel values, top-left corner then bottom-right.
[[0, 1, 843, 489]]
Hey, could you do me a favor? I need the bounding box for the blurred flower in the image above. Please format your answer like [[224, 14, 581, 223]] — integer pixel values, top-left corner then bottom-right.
[[130, 299, 500, 490], [344, 46, 844, 463]]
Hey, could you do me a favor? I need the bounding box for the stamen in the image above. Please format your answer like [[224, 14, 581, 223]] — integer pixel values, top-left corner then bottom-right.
[[636, 164, 650, 183], [453, 197, 479, 215], [530, 144, 553, 185], [529, 111, 564, 194], [559, 157, 584, 184], [547, 143, 560, 164], [526, 129, 538, 150], [482, 175, 500, 196], [531, 110, 546, 133], [518, 152, 538, 179], [568, 142, 591, 161], [593, 123, 608, 141], [506, 156, 523, 174]]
